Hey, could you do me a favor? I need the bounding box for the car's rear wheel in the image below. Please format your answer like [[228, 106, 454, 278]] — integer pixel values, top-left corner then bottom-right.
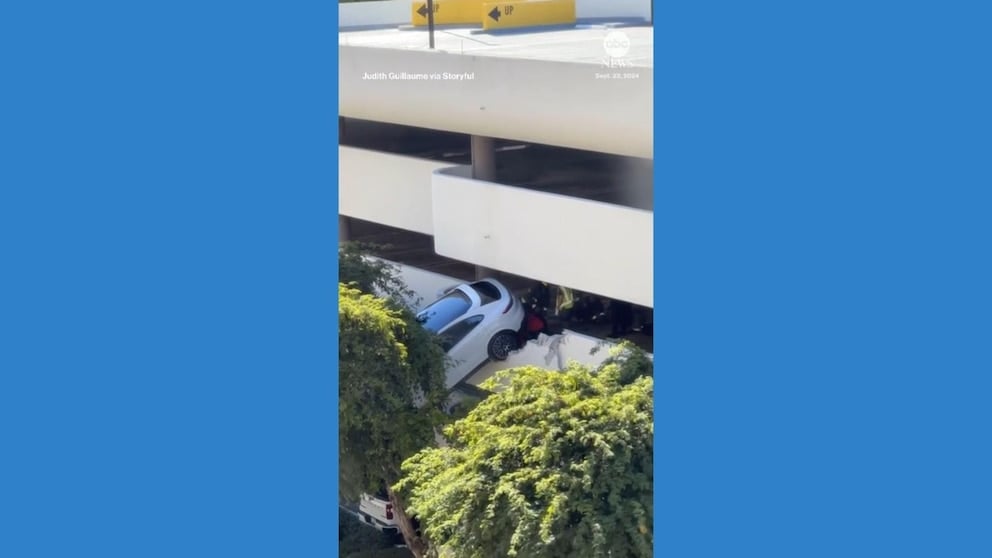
[[487, 331, 519, 361]]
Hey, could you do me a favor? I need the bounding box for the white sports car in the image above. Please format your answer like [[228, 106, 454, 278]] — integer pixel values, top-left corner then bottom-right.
[[416, 278, 526, 389]]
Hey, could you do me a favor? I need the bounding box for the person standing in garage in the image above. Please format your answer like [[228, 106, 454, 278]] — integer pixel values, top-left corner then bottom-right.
[[526, 281, 552, 316], [609, 299, 635, 338], [555, 285, 575, 323], [519, 310, 550, 343]]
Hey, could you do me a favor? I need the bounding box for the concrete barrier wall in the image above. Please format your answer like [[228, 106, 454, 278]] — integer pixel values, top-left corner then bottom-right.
[[575, 0, 651, 20], [464, 328, 617, 387], [364, 255, 464, 310], [339, 146, 460, 235], [339, 45, 653, 159], [340, 150, 652, 306], [431, 167, 653, 307], [340, 0, 409, 28]]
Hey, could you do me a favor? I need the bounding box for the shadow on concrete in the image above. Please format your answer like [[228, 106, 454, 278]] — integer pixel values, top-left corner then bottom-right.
[[339, 23, 409, 32], [340, 18, 649, 35], [467, 18, 650, 37]]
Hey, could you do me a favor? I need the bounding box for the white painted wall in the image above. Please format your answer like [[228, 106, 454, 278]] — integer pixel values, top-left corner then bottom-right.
[[365, 255, 464, 310], [338, 146, 459, 235], [339, 0, 651, 28], [341, 151, 652, 305], [362, 257, 647, 390], [464, 328, 617, 388], [431, 167, 653, 307], [339, 46, 653, 159], [339, 0, 409, 28], [575, 0, 651, 21]]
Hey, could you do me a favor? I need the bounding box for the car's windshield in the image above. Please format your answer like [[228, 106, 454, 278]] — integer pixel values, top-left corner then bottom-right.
[[417, 290, 472, 333]]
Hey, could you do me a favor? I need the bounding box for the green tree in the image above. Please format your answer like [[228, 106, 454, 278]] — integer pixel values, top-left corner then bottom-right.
[[339, 242, 417, 307], [338, 245, 448, 558], [395, 346, 654, 558]]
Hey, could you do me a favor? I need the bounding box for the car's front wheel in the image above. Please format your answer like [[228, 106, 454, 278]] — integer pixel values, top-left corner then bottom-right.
[[487, 331, 519, 361]]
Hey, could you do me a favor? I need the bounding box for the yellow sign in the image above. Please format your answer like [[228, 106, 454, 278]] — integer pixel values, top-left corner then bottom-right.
[[481, 0, 576, 30], [411, 0, 484, 26]]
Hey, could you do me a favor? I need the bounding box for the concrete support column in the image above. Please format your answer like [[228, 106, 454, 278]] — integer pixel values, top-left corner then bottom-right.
[[338, 215, 351, 244], [471, 135, 497, 279], [470, 135, 496, 181]]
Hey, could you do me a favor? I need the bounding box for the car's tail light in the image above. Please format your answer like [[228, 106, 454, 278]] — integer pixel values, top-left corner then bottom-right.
[[502, 297, 514, 314], [386, 503, 394, 520]]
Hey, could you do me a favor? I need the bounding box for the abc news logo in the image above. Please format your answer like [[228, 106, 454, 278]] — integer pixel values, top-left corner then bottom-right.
[[601, 31, 632, 68]]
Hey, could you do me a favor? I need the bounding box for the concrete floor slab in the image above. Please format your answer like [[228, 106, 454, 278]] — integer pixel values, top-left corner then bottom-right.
[[339, 24, 653, 68]]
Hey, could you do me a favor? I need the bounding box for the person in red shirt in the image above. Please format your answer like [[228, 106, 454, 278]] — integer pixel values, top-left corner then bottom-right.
[[519, 310, 549, 343]]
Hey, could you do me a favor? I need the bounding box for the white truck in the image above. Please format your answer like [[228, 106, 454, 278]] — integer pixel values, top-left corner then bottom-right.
[[341, 489, 400, 539]]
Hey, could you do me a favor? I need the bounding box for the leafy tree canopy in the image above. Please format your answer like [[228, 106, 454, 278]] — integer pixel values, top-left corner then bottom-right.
[[338, 244, 449, 557], [396, 346, 654, 558], [338, 282, 447, 500], [339, 242, 417, 308]]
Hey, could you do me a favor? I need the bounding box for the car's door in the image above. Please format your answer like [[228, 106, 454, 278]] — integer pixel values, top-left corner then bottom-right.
[[439, 314, 485, 388]]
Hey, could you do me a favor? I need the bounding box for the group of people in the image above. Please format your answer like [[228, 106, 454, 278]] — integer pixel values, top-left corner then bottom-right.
[[519, 281, 652, 341]]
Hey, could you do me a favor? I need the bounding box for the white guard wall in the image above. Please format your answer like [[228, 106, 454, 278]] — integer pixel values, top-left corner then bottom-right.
[[362, 257, 647, 390], [465, 329, 618, 389], [365, 256, 465, 311], [339, 0, 652, 28], [575, 0, 651, 21], [431, 167, 653, 307], [339, 0, 409, 28], [339, 46, 653, 159], [338, 146, 457, 235]]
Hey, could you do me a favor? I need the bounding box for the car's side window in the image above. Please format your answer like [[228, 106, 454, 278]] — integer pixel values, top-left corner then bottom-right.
[[439, 315, 484, 352]]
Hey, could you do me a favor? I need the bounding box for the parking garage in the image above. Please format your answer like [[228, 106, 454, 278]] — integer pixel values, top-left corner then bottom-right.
[[340, 117, 653, 211]]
